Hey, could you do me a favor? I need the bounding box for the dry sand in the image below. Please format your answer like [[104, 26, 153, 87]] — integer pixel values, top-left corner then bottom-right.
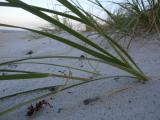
[[0, 30, 160, 120]]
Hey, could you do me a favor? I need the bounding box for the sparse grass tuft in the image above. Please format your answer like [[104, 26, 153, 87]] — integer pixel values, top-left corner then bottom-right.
[[108, 0, 160, 34]]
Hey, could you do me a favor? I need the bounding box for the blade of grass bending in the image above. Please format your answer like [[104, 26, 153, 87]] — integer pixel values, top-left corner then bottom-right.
[[82, 22, 147, 79], [64, 0, 106, 29], [58, 0, 93, 26], [0, 24, 128, 71], [87, 0, 131, 64], [107, 37, 145, 76], [16, 62, 99, 75], [0, 73, 133, 100], [0, 69, 37, 73], [103, 2, 143, 72], [71, 3, 127, 61], [0, 73, 49, 80], [0, 85, 62, 100], [0, 24, 147, 80], [4, 0, 128, 64], [0, 27, 147, 80], [0, 55, 104, 66], [57, 1, 122, 60], [1, 56, 140, 79], [58, 0, 131, 65], [0, 60, 147, 81], [0, 73, 89, 81], [0, 74, 134, 101], [0, 75, 136, 116], [50, 0, 123, 61], [6, 0, 114, 58], [87, 0, 142, 71], [0, 2, 86, 24], [97, 27, 144, 74]]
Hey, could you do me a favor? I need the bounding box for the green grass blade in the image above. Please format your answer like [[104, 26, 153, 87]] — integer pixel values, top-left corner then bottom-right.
[[0, 73, 49, 80], [0, 55, 103, 66], [0, 85, 62, 100], [6, 0, 113, 58], [16, 62, 99, 75], [0, 73, 89, 81], [0, 75, 135, 116], [0, 24, 127, 69], [56, 0, 129, 62], [0, 23, 148, 80], [58, 0, 92, 25], [0, 69, 37, 73]]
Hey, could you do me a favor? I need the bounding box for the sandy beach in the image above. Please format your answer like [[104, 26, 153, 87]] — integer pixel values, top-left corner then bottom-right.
[[0, 30, 160, 120]]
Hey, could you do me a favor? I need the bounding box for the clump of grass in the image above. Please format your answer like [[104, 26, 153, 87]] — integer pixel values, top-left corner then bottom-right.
[[87, 0, 160, 48], [89, 0, 160, 34], [0, 0, 149, 116], [108, 0, 160, 33]]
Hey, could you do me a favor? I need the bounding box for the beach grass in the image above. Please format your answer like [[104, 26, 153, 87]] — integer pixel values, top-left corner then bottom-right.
[[0, 0, 149, 116], [107, 0, 160, 34]]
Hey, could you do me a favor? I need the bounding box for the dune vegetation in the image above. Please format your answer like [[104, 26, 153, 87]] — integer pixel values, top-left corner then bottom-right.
[[0, 0, 158, 116]]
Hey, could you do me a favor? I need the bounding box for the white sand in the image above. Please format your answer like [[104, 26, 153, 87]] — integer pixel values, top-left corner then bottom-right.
[[0, 30, 160, 120]]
